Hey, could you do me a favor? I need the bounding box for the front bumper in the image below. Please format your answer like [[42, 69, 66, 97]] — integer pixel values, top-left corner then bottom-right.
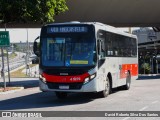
[[39, 78, 97, 92]]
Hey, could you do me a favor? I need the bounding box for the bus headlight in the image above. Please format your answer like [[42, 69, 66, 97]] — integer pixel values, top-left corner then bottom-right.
[[84, 73, 96, 84], [84, 77, 90, 83], [90, 73, 96, 79], [39, 74, 46, 83]]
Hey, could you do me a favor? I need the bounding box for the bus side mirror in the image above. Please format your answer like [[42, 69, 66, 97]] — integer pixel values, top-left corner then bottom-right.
[[33, 36, 40, 57]]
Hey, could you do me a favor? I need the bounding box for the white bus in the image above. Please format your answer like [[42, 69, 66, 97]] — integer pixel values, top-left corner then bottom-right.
[[33, 22, 138, 99]]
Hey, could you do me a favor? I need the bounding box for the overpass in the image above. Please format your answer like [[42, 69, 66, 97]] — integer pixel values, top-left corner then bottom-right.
[[0, 0, 160, 28], [55, 0, 160, 27], [0, 0, 160, 74]]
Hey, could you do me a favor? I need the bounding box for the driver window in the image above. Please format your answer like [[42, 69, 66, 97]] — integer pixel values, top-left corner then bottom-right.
[[97, 30, 106, 58]]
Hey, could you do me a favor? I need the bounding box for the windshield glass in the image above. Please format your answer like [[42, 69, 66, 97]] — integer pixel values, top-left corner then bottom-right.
[[41, 35, 96, 67]]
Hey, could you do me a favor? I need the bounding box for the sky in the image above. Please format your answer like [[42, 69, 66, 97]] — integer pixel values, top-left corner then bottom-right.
[[0, 28, 41, 43], [0, 27, 139, 43]]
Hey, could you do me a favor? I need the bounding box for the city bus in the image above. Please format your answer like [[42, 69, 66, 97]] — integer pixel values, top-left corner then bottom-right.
[[33, 22, 138, 99]]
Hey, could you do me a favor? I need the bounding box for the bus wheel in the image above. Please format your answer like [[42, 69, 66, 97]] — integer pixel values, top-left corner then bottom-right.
[[100, 77, 110, 97], [55, 92, 68, 99], [123, 72, 131, 90]]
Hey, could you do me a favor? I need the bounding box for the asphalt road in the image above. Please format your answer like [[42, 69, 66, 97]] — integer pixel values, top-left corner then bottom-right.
[[0, 77, 160, 120], [0, 52, 26, 73]]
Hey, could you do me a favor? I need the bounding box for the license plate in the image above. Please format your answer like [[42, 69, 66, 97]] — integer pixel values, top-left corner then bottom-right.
[[59, 85, 69, 89]]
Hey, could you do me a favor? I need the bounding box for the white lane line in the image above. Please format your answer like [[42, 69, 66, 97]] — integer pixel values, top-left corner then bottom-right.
[[122, 101, 159, 120], [139, 106, 148, 111], [151, 100, 159, 104], [122, 117, 130, 120]]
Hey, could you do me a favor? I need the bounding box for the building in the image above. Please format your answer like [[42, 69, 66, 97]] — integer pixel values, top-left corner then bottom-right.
[[132, 28, 160, 74]]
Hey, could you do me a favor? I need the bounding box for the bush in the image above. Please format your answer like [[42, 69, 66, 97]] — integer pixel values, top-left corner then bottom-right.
[[140, 63, 151, 74]]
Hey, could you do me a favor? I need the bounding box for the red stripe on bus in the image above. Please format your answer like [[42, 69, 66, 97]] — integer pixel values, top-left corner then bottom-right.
[[42, 72, 90, 83], [120, 64, 138, 79]]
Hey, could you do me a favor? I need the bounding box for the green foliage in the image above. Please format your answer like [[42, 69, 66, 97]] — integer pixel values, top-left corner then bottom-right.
[[140, 63, 151, 74], [13, 44, 20, 51], [0, 0, 68, 23]]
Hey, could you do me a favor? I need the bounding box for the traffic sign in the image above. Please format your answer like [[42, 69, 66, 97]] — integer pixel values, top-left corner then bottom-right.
[[0, 31, 10, 47]]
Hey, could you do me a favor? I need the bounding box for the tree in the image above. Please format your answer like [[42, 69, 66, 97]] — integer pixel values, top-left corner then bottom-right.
[[0, 0, 68, 23], [13, 43, 20, 51]]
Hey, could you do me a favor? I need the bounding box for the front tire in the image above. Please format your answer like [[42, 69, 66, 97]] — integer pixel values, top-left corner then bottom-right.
[[55, 92, 68, 99], [99, 77, 110, 97]]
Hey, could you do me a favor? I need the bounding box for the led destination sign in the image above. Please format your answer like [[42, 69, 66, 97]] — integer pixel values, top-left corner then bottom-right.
[[47, 26, 88, 33]]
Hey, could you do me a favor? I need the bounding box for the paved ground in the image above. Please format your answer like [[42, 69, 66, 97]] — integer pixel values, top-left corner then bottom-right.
[[0, 76, 160, 120], [0, 78, 39, 89]]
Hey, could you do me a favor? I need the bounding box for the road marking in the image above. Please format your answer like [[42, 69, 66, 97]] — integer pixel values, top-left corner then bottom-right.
[[139, 106, 148, 111], [122, 117, 130, 120], [151, 100, 159, 104], [122, 100, 159, 120]]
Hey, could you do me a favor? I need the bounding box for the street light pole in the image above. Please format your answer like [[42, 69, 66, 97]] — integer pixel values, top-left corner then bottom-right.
[[26, 28, 30, 76]]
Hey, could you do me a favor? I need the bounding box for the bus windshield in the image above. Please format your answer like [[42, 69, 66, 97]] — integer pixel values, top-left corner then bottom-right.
[[41, 34, 96, 67]]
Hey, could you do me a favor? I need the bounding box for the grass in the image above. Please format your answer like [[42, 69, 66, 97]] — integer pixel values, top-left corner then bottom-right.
[[10, 67, 29, 78], [29, 64, 38, 68], [9, 52, 17, 59], [9, 64, 38, 78]]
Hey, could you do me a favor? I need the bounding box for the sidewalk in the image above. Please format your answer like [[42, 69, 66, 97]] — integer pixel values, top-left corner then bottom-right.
[[0, 77, 39, 94], [0, 78, 39, 89], [138, 74, 160, 80]]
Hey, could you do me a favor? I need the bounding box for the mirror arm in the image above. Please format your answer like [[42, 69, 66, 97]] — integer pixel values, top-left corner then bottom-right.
[[33, 36, 40, 57]]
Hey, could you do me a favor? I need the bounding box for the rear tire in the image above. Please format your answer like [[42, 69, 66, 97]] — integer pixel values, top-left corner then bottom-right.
[[99, 77, 110, 98], [123, 71, 131, 90], [55, 92, 68, 99]]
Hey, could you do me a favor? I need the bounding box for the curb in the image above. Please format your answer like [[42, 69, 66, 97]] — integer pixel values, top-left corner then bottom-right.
[[139, 74, 160, 76], [0, 87, 24, 95]]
